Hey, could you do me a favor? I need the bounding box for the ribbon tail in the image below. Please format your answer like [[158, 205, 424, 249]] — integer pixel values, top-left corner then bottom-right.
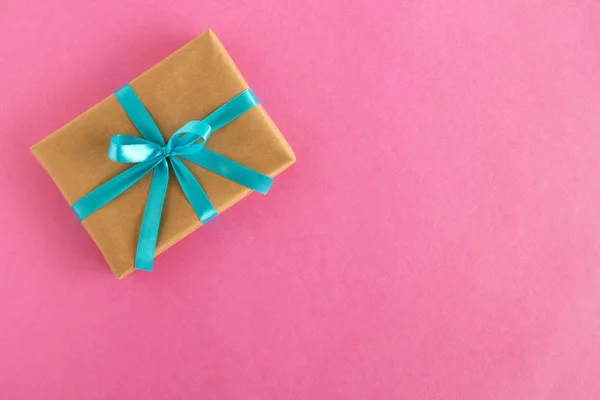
[[170, 157, 218, 223], [134, 159, 169, 271], [71, 158, 159, 221], [182, 150, 273, 195]]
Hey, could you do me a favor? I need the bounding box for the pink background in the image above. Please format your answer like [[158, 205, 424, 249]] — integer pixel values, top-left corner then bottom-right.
[[1, 0, 600, 398]]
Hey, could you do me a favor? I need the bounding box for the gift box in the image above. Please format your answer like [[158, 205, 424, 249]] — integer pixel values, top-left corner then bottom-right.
[[30, 30, 296, 279]]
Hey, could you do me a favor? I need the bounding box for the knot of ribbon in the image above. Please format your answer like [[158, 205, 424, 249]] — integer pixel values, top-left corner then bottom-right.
[[110, 120, 212, 163], [71, 84, 273, 271]]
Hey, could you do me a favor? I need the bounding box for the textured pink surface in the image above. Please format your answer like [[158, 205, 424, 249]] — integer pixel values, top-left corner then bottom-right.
[[1, 0, 600, 398]]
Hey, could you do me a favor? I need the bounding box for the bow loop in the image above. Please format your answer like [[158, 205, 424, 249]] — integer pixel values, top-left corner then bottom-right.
[[168, 121, 212, 157], [108, 135, 162, 163]]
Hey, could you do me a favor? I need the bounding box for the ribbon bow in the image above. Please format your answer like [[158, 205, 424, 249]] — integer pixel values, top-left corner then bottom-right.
[[72, 84, 273, 271]]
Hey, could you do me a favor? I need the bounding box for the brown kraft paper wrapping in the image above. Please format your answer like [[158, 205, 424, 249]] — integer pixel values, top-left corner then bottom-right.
[[30, 30, 296, 279]]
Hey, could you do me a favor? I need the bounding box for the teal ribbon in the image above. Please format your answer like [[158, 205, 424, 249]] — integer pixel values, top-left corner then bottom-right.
[[72, 84, 273, 271]]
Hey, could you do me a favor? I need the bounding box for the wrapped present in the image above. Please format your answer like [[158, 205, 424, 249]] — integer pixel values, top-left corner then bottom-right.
[[30, 30, 296, 279]]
